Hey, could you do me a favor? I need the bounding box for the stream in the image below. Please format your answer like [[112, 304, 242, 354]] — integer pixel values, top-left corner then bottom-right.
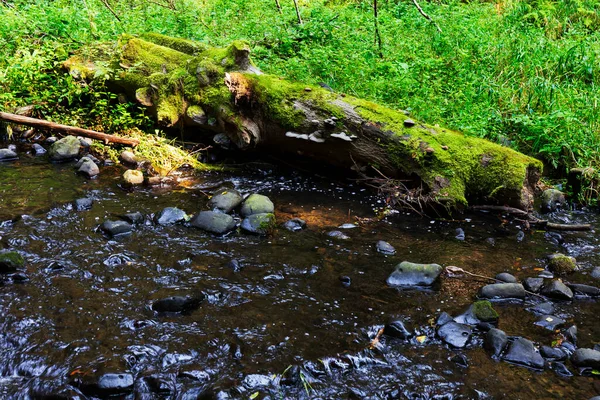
[[0, 145, 599, 399]]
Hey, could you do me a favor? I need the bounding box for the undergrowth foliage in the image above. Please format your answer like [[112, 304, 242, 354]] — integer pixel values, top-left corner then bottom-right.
[[0, 0, 598, 174]]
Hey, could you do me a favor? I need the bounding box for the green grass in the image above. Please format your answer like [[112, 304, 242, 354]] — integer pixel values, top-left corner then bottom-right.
[[0, 0, 599, 174]]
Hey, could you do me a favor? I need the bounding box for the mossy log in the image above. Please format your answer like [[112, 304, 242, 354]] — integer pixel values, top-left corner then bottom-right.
[[64, 33, 543, 211]]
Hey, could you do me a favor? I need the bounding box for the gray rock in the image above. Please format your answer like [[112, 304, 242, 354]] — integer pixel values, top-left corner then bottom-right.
[[208, 189, 243, 213], [119, 150, 137, 166], [100, 220, 133, 237], [565, 325, 577, 343], [523, 277, 544, 293], [283, 218, 306, 232], [592, 267, 600, 280], [191, 211, 236, 234], [156, 207, 187, 225], [454, 228, 465, 241], [45, 136, 57, 144], [568, 283, 600, 297], [74, 198, 93, 211], [78, 136, 93, 147], [540, 189, 566, 213], [326, 230, 350, 240], [152, 295, 204, 313], [241, 213, 275, 235], [450, 353, 469, 367], [540, 346, 566, 361], [541, 280, 573, 300], [503, 338, 544, 369], [338, 223, 358, 229], [96, 373, 134, 395], [534, 315, 566, 330], [240, 194, 274, 216], [48, 136, 81, 161], [571, 348, 600, 369], [479, 283, 526, 299], [436, 312, 453, 327], [551, 362, 573, 377], [437, 321, 472, 348], [495, 272, 517, 283], [386, 261, 443, 287], [0, 251, 25, 273], [32, 143, 46, 155], [119, 212, 144, 225], [243, 374, 272, 389], [383, 320, 413, 340], [0, 148, 18, 161], [123, 169, 144, 185], [376, 240, 396, 255], [77, 157, 99, 178], [213, 133, 232, 149], [528, 302, 555, 315], [484, 328, 508, 358]]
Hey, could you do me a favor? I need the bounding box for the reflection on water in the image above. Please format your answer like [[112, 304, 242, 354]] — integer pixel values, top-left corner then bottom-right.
[[0, 155, 599, 399]]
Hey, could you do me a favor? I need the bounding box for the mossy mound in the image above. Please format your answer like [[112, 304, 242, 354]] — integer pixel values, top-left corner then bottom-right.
[[472, 300, 499, 323], [547, 254, 577, 275], [0, 251, 25, 273]]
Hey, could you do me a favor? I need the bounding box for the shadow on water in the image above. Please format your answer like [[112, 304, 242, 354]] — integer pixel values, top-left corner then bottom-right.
[[0, 153, 599, 399]]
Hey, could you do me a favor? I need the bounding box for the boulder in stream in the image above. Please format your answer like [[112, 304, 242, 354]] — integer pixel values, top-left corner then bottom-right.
[[0, 148, 18, 161], [376, 240, 396, 255], [503, 337, 544, 369], [283, 218, 306, 232], [241, 213, 276, 235], [541, 280, 573, 301], [495, 272, 517, 283], [209, 188, 243, 213], [0, 251, 25, 273], [240, 194, 274, 216], [156, 207, 188, 225], [523, 277, 544, 293], [437, 321, 472, 348], [547, 253, 576, 275], [534, 315, 566, 330], [48, 136, 81, 161], [568, 283, 600, 297], [386, 261, 442, 287], [479, 283, 526, 299], [152, 295, 204, 313], [571, 348, 600, 369], [540, 188, 566, 213], [100, 220, 133, 237], [383, 320, 413, 340], [484, 328, 507, 358], [191, 211, 236, 234], [123, 169, 144, 185], [76, 157, 100, 178]]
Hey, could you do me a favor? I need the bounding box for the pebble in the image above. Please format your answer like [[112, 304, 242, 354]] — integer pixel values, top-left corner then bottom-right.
[[74, 198, 93, 211], [283, 218, 306, 232], [32, 143, 46, 155], [403, 119, 415, 128], [454, 228, 465, 241], [123, 169, 144, 185], [592, 267, 600, 280], [376, 240, 396, 255], [120, 212, 144, 225], [339, 275, 351, 288], [77, 157, 100, 178], [156, 207, 187, 225], [100, 220, 133, 237], [327, 230, 350, 240]]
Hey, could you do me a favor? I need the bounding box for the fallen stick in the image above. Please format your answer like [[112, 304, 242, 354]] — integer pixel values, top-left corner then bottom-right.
[[472, 205, 592, 231], [0, 111, 139, 146], [470, 205, 529, 217]]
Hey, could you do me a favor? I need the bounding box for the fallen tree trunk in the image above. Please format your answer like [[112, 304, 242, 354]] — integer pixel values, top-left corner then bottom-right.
[[0, 112, 139, 146], [63, 33, 543, 211]]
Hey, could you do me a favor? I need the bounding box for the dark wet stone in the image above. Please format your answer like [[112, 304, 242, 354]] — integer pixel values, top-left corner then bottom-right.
[[534, 315, 566, 330], [477, 322, 495, 331], [495, 272, 517, 283], [327, 230, 350, 240], [156, 207, 187, 225], [48, 136, 80, 161], [568, 283, 600, 297], [283, 218, 306, 232], [100, 220, 132, 237], [10, 272, 29, 282], [376, 240, 396, 255], [541, 280, 573, 300], [240, 194, 274, 217], [76, 157, 99, 178], [544, 231, 564, 246], [503, 338, 544, 369], [551, 362, 573, 377], [209, 188, 243, 213], [538, 270, 554, 279], [120, 212, 144, 225], [74, 198, 93, 211], [32, 143, 46, 155], [571, 348, 600, 369], [403, 118, 415, 127], [437, 321, 472, 348], [547, 253, 576, 275], [484, 328, 507, 357], [592, 267, 600, 280], [523, 277, 544, 293], [540, 346, 567, 361], [560, 341, 577, 355], [540, 188, 566, 213], [152, 295, 204, 313], [479, 283, 525, 299], [436, 312, 453, 327], [387, 261, 442, 287], [241, 213, 275, 235], [227, 259, 242, 272], [339, 275, 351, 288], [191, 211, 236, 234], [451, 353, 469, 367], [144, 374, 174, 394], [516, 230, 525, 242], [383, 320, 413, 340], [46, 136, 57, 144], [119, 150, 137, 166], [565, 325, 577, 343], [0, 148, 18, 161], [454, 228, 465, 241], [0, 251, 25, 273]]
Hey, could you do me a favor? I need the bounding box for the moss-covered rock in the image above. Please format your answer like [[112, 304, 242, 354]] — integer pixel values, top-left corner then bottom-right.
[[123, 169, 144, 185], [547, 253, 577, 275], [0, 251, 25, 273], [472, 300, 499, 323], [241, 212, 276, 235], [240, 194, 275, 217], [49, 136, 81, 161]]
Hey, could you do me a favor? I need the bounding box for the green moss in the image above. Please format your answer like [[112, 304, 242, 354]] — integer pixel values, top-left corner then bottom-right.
[[548, 254, 576, 275], [0, 251, 25, 272], [472, 300, 499, 323], [140, 32, 208, 55]]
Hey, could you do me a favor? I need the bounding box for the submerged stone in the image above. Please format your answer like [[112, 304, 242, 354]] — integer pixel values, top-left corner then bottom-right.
[[100, 220, 133, 237], [191, 211, 236, 234], [386, 261, 442, 287], [120, 212, 145, 225], [0, 251, 25, 273], [326, 230, 350, 240], [571, 348, 600, 369], [156, 207, 187, 225], [74, 198, 93, 211], [152, 295, 204, 313], [568, 283, 600, 297], [48, 136, 81, 161], [241, 213, 276, 235], [283, 218, 306, 232], [484, 328, 507, 358], [32, 143, 47, 155], [479, 283, 526, 299], [503, 338, 544, 369], [208, 188, 243, 213], [376, 240, 396, 255], [534, 315, 566, 330], [240, 194, 274, 216], [472, 300, 499, 323], [541, 280, 573, 301], [437, 321, 472, 348], [383, 320, 413, 340]]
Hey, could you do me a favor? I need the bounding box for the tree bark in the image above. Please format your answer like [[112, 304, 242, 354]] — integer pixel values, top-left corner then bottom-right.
[[0, 112, 139, 146], [62, 33, 543, 211]]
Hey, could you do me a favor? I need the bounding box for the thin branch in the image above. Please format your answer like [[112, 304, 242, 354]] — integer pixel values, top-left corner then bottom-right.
[[100, 0, 121, 22], [274, 0, 283, 14], [411, 0, 442, 33], [373, 0, 384, 58], [292, 0, 302, 24]]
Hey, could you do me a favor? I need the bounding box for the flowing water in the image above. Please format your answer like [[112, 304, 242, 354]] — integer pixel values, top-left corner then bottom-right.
[[0, 150, 599, 399]]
